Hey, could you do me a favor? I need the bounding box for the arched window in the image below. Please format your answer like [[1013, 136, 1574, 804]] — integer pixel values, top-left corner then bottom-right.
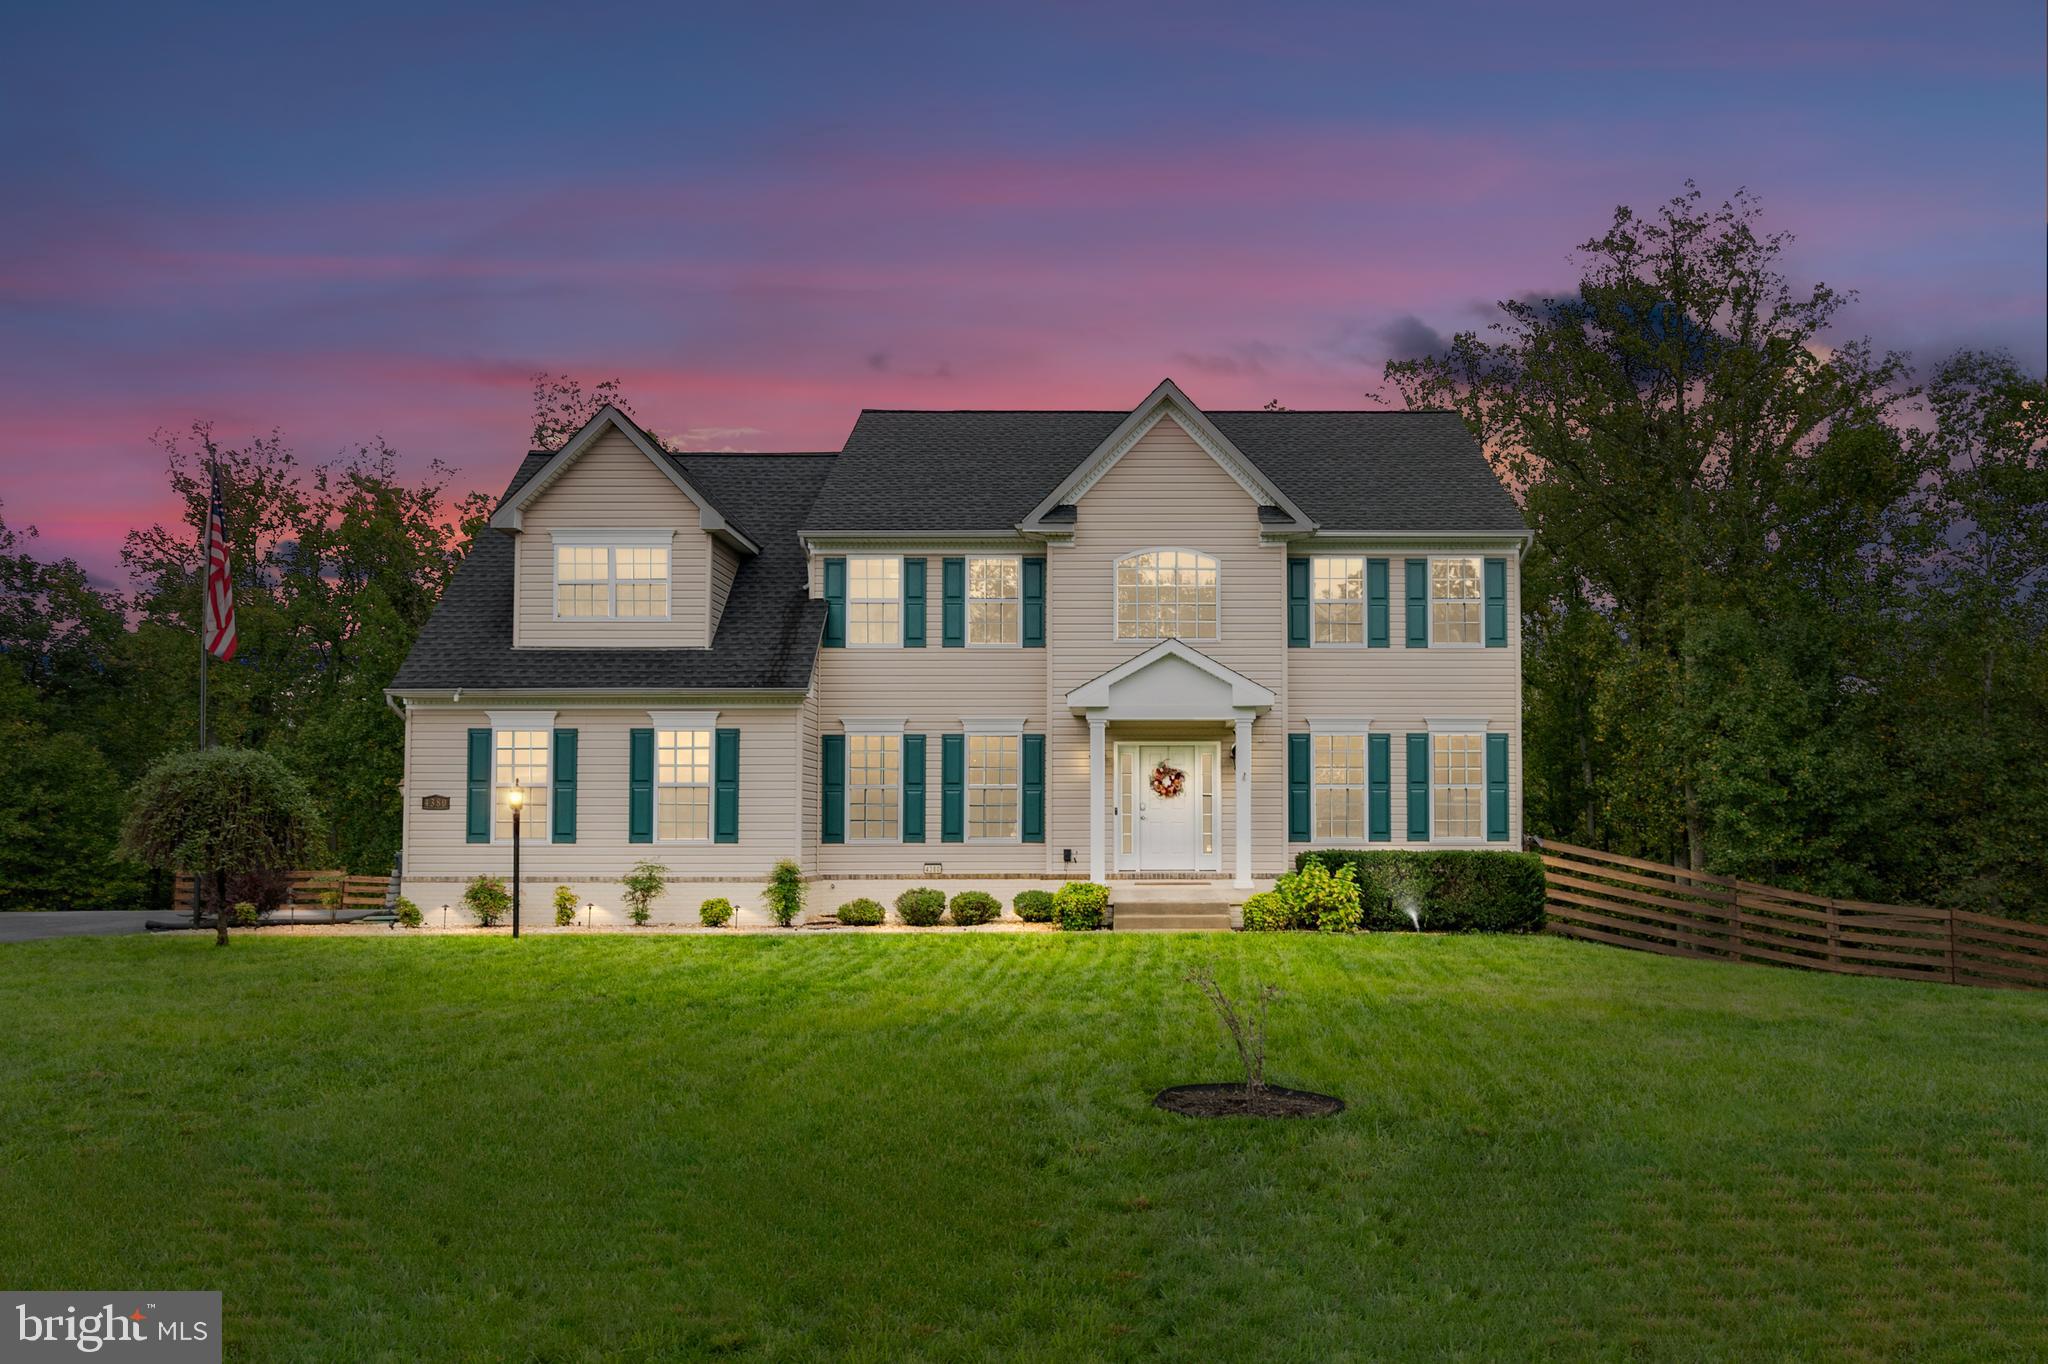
[[1114, 549, 1219, 640]]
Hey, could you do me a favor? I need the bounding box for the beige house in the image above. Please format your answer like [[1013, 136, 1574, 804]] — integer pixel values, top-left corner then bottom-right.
[[389, 380, 1530, 925]]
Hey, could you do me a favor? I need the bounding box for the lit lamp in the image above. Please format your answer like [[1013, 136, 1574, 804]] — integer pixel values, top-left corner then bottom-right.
[[584, 901, 595, 930], [506, 787, 525, 939]]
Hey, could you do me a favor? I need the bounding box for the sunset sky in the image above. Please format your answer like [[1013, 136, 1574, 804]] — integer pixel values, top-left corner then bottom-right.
[[2, 0, 2041, 583]]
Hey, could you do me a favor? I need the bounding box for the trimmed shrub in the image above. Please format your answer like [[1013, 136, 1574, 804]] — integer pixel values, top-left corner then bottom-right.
[[464, 874, 510, 927], [896, 886, 946, 926], [1053, 881, 1109, 931], [1294, 849, 1546, 933], [229, 900, 260, 928], [393, 897, 424, 928], [949, 891, 1001, 926], [1013, 889, 1055, 923], [699, 897, 735, 927], [764, 859, 806, 928], [1239, 890, 1294, 932], [837, 897, 885, 926], [553, 885, 579, 927], [1276, 858, 1362, 933], [620, 862, 668, 926]]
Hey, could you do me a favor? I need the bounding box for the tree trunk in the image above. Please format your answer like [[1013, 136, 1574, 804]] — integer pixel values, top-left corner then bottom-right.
[[1682, 779, 1707, 874], [214, 869, 230, 947]]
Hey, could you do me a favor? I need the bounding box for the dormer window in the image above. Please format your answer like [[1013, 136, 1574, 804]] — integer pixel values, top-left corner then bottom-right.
[[1115, 550, 1218, 640], [552, 531, 671, 620]]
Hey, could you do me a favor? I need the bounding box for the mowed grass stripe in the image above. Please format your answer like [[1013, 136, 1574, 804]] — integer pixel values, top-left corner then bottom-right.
[[0, 932, 2043, 1361]]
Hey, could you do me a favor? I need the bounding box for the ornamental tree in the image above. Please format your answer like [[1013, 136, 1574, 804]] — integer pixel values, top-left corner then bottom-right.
[[120, 746, 325, 946]]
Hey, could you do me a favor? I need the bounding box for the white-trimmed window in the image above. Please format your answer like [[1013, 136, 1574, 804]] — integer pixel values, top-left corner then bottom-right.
[[967, 557, 1021, 646], [1115, 549, 1218, 640], [1430, 556, 1482, 645], [656, 728, 712, 842], [1313, 733, 1366, 841], [1313, 556, 1365, 644], [848, 556, 901, 647], [847, 733, 901, 839], [553, 534, 670, 619], [493, 727, 549, 842], [967, 734, 1020, 839], [1434, 733, 1485, 838]]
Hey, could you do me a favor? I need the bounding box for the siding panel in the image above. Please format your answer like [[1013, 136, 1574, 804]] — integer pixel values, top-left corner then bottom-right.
[[515, 430, 712, 648]]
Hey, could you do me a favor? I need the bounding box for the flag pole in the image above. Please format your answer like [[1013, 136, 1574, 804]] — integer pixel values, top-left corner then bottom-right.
[[192, 461, 213, 927]]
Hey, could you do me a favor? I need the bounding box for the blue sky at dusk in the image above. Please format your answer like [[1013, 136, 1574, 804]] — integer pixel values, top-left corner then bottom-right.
[[1, 0, 2041, 581]]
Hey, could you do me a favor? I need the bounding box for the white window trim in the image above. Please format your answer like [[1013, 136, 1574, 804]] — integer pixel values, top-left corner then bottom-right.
[[965, 554, 1024, 649], [1426, 554, 1485, 650], [843, 730, 904, 844], [960, 721, 1026, 844], [846, 554, 903, 650], [1424, 720, 1489, 845], [1309, 554, 1371, 649], [550, 529, 674, 622], [960, 717, 1027, 735], [1112, 547, 1222, 643], [1308, 725, 1370, 846], [840, 716, 908, 735], [485, 709, 556, 846], [648, 712, 717, 845]]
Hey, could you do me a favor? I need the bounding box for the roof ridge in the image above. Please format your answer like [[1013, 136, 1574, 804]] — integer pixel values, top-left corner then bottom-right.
[[853, 407, 1455, 416]]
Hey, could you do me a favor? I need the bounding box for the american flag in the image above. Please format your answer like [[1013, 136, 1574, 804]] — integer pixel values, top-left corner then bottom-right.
[[203, 472, 237, 661]]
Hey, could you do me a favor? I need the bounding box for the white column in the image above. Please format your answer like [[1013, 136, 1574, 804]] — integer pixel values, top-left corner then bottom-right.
[[1088, 715, 1108, 883], [1233, 714, 1255, 889]]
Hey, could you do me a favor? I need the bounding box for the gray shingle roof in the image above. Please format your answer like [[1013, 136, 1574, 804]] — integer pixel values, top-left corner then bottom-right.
[[390, 452, 833, 694], [802, 408, 1524, 534], [394, 404, 1523, 694]]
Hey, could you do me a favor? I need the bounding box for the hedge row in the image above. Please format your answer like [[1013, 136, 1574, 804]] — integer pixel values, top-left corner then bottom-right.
[[1291, 849, 1545, 933]]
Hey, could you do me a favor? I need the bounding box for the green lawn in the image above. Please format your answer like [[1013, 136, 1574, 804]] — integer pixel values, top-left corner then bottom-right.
[[2, 933, 2044, 1362]]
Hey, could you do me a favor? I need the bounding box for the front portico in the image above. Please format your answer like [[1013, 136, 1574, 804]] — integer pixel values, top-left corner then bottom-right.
[[1064, 640, 1275, 888]]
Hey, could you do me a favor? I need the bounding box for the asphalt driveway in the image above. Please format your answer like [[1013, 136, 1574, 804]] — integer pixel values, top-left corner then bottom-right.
[[0, 912, 175, 943]]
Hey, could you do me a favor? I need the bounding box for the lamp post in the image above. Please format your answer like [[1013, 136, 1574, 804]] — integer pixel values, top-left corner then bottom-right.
[[585, 901, 595, 930], [506, 787, 524, 939]]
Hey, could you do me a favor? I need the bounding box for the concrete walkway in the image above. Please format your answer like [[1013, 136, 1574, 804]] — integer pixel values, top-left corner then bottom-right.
[[0, 911, 171, 943]]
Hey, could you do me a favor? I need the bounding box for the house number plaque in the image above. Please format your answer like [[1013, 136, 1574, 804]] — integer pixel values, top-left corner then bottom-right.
[[420, 794, 451, 811]]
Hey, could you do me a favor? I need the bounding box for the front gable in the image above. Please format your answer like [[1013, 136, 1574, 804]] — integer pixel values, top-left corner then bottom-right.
[[489, 406, 758, 553], [1020, 379, 1313, 534]]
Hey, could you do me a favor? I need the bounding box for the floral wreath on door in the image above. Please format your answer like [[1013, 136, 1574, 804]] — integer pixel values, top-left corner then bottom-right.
[[1149, 762, 1186, 800]]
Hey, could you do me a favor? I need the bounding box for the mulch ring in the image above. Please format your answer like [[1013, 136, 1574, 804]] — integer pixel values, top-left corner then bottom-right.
[[1153, 1083, 1345, 1119]]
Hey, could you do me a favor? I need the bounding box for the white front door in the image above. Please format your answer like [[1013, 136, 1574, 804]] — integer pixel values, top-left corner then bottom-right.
[[1118, 743, 1207, 873]]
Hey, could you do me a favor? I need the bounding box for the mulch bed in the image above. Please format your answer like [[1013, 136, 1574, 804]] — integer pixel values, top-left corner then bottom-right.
[[1153, 1083, 1345, 1118]]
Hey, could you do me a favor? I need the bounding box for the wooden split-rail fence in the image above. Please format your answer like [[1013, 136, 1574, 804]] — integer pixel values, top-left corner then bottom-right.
[[170, 870, 392, 920], [1537, 838, 2048, 991]]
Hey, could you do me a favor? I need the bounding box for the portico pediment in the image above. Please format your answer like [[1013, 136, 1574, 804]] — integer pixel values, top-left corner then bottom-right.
[[1064, 639, 1275, 721]]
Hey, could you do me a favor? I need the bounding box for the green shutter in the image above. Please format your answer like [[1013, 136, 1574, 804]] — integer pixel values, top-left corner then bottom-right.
[[1368, 733, 1391, 842], [821, 734, 845, 844], [1405, 559, 1429, 648], [714, 728, 740, 843], [1486, 732, 1509, 842], [551, 728, 578, 843], [1484, 557, 1508, 648], [902, 733, 927, 843], [1287, 733, 1311, 841], [822, 557, 847, 648], [628, 728, 654, 844], [940, 733, 964, 841], [1021, 733, 1045, 842], [903, 558, 927, 648], [1287, 557, 1311, 647], [1021, 557, 1046, 648], [941, 557, 965, 648], [1406, 733, 1430, 841], [465, 728, 491, 843], [1367, 558, 1389, 648]]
